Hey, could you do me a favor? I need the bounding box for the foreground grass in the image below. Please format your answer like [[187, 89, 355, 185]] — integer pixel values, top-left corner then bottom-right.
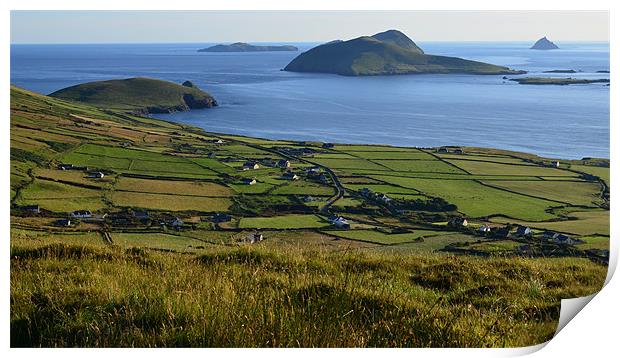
[[11, 242, 606, 348]]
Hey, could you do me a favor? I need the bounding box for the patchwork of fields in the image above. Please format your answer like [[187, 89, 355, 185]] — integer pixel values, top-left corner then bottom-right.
[[10, 86, 609, 256]]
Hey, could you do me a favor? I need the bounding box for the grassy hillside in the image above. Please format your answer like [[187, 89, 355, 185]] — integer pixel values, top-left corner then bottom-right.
[[285, 30, 525, 76], [10, 85, 610, 347], [10, 242, 606, 347], [49, 77, 217, 114]]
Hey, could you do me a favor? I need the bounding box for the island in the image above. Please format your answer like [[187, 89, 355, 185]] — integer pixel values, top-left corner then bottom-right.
[[543, 69, 577, 73], [198, 42, 298, 52], [531, 37, 559, 50], [284, 29, 525, 76], [509, 77, 609, 85], [49, 77, 217, 115]]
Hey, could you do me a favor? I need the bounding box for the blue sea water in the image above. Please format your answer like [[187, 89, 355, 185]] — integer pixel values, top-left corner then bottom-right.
[[10, 42, 610, 159]]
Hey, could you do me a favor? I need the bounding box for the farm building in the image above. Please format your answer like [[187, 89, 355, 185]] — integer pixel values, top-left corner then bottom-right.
[[58, 163, 74, 170], [22, 205, 40, 214], [453, 148, 464, 154], [55, 218, 71, 227], [247, 232, 264, 244], [276, 159, 291, 168], [553, 234, 583, 245], [282, 172, 299, 180], [212, 139, 224, 144], [515, 226, 532, 237], [329, 215, 350, 229], [322, 143, 335, 149], [553, 161, 560, 168], [305, 166, 321, 174], [242, 178, 257, 185], [87, 171, 105, 179], [242, 161, 260, 170], [479, 224, 491, 233], [70, 210, 92, 219], [437, 147, 449, 153], [448, 217, 468, 227]]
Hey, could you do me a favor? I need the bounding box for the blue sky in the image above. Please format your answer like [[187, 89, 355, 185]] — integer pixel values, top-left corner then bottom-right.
[[11, 10, 609, 44]]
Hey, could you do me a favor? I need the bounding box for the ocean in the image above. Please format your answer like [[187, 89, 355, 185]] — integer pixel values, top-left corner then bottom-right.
[[10, 41, 610, 159]]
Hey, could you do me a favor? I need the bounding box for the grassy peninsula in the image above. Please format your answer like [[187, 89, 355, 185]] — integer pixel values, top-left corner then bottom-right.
[[284, 30, 526, 76], [49, 77, 217, 115], [10, 85, 609, 347]]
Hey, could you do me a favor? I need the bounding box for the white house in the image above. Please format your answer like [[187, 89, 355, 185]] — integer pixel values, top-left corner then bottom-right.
[[329, 215, 350, 229], [282, 172, 299, 180]]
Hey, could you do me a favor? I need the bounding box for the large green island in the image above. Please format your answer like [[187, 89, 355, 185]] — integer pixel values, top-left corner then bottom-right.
[[10, 84, 608, 348], [284, 30, 526, 76]]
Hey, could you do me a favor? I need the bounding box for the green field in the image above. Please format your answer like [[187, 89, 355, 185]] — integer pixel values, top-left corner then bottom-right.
[[271, 181, 335, 196], [490, 210, 609, 236], [16, 179, 107, 212], [238, 214, 328, 229], [371, 176, 558, 221], [374, 159, 466, 173], [483, 180, 602, 206], [446, 159, 578, 177], [115, 177, 233, 197], [111, 191, 231, 212], [571, 164, 610, 186]]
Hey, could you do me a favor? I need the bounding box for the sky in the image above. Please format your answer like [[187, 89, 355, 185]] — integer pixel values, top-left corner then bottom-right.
[[10, 10, 610, 44]]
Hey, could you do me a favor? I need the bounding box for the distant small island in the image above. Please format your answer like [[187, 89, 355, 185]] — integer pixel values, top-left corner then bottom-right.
[[284, 29, 525, 76], [509, 77, 609, 85], [198, 42, 298, 52], [544, 69, 577, 73], [531, 37, 559, 50], [49, 78, 217, 115]]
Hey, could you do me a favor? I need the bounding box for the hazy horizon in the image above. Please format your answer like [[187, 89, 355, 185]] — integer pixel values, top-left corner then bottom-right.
[[11, 11, 609, 44]]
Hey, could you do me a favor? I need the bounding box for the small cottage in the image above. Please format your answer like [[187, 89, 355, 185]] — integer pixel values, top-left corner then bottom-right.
[[282, 172, 299, 180], [329, 215, 350, 229], [276, 159, 291, 168], [242, 178, 257, 185], [23, 205, 40, 214], [87, 171, 105, 179], [479, 224, 491, 233], [515, 226, 532, 237], [242, 161, 260, 170], [448, 217, 468, 227]]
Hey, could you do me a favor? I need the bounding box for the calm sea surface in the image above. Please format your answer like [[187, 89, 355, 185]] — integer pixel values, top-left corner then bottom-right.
[[10, 42, 609, 159]]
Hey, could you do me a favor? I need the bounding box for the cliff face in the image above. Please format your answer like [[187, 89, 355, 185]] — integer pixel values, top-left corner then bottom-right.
[[284, 30, 525, 76], [49, 77, 217, 115], [531, 37, 559, 50]]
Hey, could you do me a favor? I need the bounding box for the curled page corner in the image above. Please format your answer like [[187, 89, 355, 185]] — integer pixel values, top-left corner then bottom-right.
[[553, 236, 617, 338]]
